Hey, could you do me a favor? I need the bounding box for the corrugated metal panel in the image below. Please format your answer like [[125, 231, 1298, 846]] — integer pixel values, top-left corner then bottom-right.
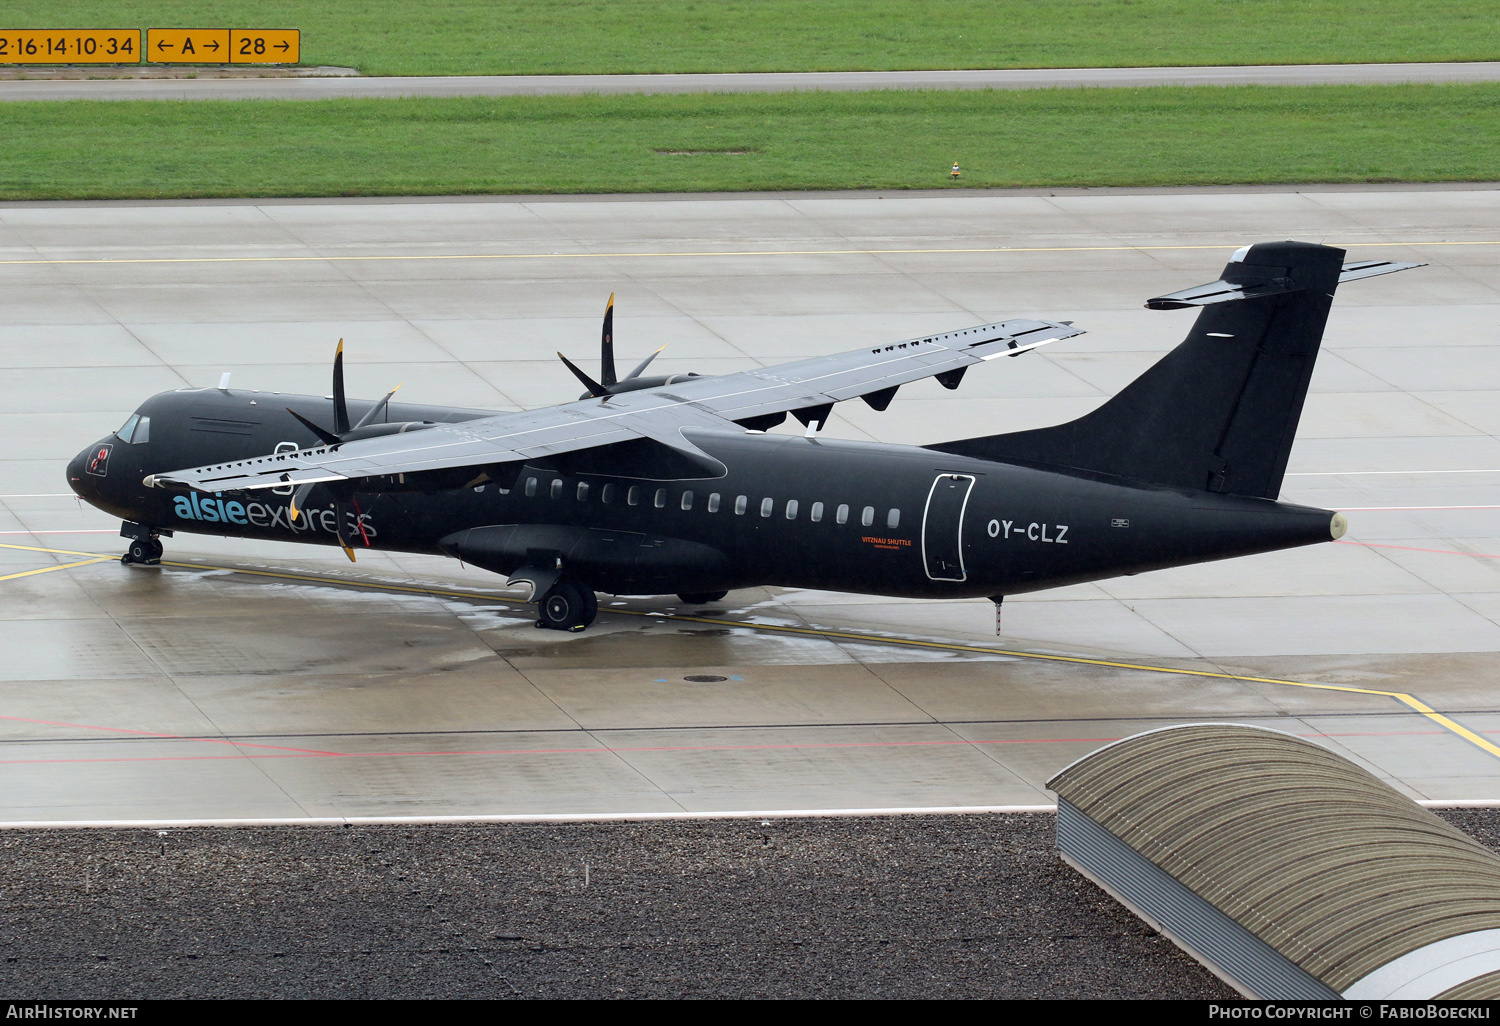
[[1438, 969, 1500, 1000], [1058, 799, 1338, 999], [1049, 724, 1500, 993]]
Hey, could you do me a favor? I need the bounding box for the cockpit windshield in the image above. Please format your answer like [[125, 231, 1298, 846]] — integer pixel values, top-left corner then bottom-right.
[[114, 413, 151, 444]]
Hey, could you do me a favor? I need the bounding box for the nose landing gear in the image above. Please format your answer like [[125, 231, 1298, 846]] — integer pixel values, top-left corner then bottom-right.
[[119, 522, 167, 566], [535, 580, 598, 632]]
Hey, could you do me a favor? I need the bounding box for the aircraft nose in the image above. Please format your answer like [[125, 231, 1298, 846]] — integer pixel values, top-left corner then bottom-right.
[[66, 442, 104, 498], [66, 449, 87, 494]]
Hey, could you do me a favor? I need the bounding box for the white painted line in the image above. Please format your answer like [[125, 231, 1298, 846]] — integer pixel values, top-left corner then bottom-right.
[[0, 530, 114, 535], [0, 805, 1059, 830], [1419, 799, 1500, 809], [1286, 470, 1500, 476]]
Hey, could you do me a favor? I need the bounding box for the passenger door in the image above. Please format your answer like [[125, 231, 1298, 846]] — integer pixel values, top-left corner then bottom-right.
[[922, 473, 975, 581]]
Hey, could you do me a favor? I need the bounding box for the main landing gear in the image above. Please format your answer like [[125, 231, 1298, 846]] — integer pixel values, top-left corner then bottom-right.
[[119, 522, 167, 566], [536, 580, 598, 632]]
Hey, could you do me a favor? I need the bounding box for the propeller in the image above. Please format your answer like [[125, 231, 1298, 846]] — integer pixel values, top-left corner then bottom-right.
[[285, 340, 404, 447], [558, 294, 688, 401], [600, 293, 617, 388], [282, 339, 426, 562]]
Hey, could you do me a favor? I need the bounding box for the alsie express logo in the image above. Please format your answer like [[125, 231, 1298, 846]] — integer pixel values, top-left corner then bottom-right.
[[172, 492, 377, 538]]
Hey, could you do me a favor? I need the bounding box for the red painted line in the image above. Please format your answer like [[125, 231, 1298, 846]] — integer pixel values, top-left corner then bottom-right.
[[0, 727, 1468, 767], [3, 734, 1123, 766], [1335, 539, 1500, 560]]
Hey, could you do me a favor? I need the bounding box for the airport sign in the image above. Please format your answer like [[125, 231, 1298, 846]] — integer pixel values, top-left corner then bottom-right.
[[145, 28, 299, 64], [230, 29, 300, 64], [0, 29, 140, 63]]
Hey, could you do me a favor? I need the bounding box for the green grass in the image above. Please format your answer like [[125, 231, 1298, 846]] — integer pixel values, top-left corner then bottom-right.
[[3, 1, 1498, 75], [1, 85, 1496, 200]]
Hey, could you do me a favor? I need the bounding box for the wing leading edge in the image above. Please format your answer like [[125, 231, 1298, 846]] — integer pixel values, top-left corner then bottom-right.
[[145, 317, 1082, 494]]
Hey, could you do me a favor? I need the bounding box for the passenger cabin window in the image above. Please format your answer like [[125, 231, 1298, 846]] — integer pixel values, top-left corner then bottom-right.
[[861, 506, 875, 527], [760, 497, 774, 518], [735, 495, 748, 515], [836, 503, 849, 525], [887, 508, 900, 529], [576, 482, 589, 501], [681, 491, 694, 511], [707, 493, 721, 513], [550, 479, 563, 499], [525, 477, 538, 497], [654, 488, 667, 508], [811, 501, 824, 523], [602, 483, 616, 504], [628, 486, 641, 506], [785, 499, 799, 520]]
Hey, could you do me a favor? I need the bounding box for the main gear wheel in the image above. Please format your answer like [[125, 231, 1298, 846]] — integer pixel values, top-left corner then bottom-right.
[[535, 581, 598, 632]]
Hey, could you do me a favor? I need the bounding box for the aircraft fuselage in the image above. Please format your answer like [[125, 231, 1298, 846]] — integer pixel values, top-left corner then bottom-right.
[[68, 386, 1339, 603]]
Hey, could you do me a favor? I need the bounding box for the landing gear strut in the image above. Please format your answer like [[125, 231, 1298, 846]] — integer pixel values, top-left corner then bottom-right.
[[535, 581, 598, 632], [120, 523, 166, 566]]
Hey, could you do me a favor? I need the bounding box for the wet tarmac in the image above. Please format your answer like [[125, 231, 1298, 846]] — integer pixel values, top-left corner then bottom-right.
[[2, 187, 1499, 823]]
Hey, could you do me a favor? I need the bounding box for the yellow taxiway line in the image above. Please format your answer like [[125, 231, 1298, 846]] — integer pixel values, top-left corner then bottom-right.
[[0, 555, 111, 581], [5, 539, 1498, 761], [0, 239, 1493, 267]]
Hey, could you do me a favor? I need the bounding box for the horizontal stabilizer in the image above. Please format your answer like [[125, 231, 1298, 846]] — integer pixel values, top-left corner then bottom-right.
[[1336, 258, 1427, 283], [1146, 257, 1424, 310], [930, 240, 1381, 501]]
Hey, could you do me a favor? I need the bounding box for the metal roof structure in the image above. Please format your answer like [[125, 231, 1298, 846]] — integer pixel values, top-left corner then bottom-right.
[[1049, 723, 1500, 999]]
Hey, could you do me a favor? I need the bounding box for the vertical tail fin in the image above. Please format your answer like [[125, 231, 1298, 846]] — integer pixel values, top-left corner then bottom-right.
[[929, 241, 1352, 500]]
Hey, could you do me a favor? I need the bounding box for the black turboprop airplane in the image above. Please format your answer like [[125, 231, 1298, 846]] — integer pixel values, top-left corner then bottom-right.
[[67, 241, 1418, 632]]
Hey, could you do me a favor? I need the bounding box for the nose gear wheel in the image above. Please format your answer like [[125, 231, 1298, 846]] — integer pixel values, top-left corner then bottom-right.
[[121, 538, 163, 565]]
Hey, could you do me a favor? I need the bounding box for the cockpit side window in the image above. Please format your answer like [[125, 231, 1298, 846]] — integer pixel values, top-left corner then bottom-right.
[[132, 416, 150, 443], [114, 414, 139, 443]]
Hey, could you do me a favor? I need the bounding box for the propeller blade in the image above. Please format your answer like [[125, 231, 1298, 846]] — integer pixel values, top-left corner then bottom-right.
[[286, 408, 342, 448], [600, 293, 617, 388], [557, 351, 607, 397], [288, 481, 316, 522], [352, 384, 402, 431], [624, 345, 666, 381], [332, 339, 350, 435]]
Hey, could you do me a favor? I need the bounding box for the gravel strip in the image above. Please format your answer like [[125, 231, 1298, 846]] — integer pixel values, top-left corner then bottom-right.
[[13, 811, 1497, 999], [0, 813, 1234, 1000]]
